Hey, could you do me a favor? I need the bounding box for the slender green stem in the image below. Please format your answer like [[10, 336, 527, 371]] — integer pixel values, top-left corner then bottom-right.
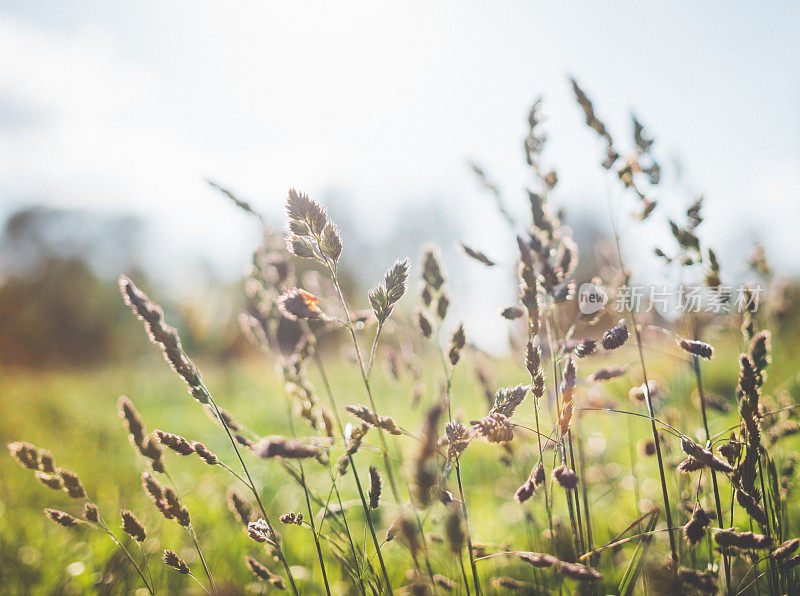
[[692, 356, 732, 595], [351, 453, 394, 595], [456, 462, 481, 596], [605, 186, 678, 567], [298, 459, 332, 596], [96, 518, 155, 595], [281, 374, 332, 596], [187, 525, 215, 593], [204, 391, 299, 596], [631, 319, 679, 564], [458, 550, 472, 596], [366, 322, 384, 379], [314, 354, 394, 595], [324, 258, 436, 585], [163, 471, 215, 592], [545, 313, 584, 556], [138, 542, 155, 593], [757, 457, 781, 594]]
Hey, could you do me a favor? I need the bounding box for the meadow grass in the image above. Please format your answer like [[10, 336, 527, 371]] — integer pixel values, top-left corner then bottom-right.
[[4, 83, 800, 595]]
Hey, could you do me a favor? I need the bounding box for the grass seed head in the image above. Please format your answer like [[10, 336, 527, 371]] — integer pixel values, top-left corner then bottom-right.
[[601, 320, 629, 350], [58, 469, 86, 499], [679, 338, 715, 359], [552, 464, 578, 490], [574, 338, 597, 358], [83, 503, 100, 523], [45, 508, 79, 528], [154, 430, 194, 456], [121, 510, 146, 542], [255, 436, 319, 459], [773, 538, 800, 560], [35, 471, 63, 490], [276, 288, 324, 321], [192, 442, 219, 465], [474, 412, 515, 444], [368, 465, 382, 509], [245, 556, 286, 589], [227, 487, 255, 526], [162, 550, 190, 574], [8, 441, 40, 470], [447, 323, 466, 366], [683, 506, 710, 546], [279, 511, 303, 525]]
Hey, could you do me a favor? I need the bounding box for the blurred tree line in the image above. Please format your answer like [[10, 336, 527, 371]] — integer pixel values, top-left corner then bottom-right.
[[0, 206, 247, 368]]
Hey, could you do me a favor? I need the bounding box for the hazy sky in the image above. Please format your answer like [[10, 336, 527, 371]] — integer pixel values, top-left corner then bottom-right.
[[1, 2, 798, 349]]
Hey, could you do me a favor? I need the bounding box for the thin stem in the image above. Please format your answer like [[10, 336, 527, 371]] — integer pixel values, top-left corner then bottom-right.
[[456, 462, 481, 595], [281, 375, 332, 596], [326, 259, 400, 502], [324, 258, 436, 585], [545, 313, 583, 557], [757, 456, 781, 594], [692, 355, 732, 595], [605, 203, 678, 566], [366, 322, 384, 379], [187, 525, 215, 593], [458, 550, 472, 596], [163, 471, 215, 593], [315, 353, 394, 595], [351, 453, 394, 595], [204, 391, 299, 596], [631, 318, 679, 564], [96, 518, 155, 595], [299, 459, 332, 596]]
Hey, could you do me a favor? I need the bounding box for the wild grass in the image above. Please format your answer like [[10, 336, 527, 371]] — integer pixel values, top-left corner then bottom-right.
[[3, 80, 800, 595]]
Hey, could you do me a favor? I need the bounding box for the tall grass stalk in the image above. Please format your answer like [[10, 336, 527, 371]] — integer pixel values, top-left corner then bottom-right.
[[456, 463, 481, 595], [691, 355, 732, 594], [321, 255, 437, 585], [608, 218, 678, 565], [434, 336, 481, 594], [314, 354, 394, 595], [282, 397, 332, 595]]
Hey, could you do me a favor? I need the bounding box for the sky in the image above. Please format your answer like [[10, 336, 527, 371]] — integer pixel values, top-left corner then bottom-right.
[[1, 2, 798, 350]]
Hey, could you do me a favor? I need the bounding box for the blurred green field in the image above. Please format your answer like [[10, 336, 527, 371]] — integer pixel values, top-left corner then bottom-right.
[[2, 323, 799, 594]]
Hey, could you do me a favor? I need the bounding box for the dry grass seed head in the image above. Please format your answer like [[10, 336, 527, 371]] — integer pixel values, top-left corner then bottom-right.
[[58, 469, 87, 499], [255, 436, 319, 459], [276, 288, 324, 321], [447, 323, 466, 366], [192, 442, 219, 465], [227, 487, 255, 526], [368, 465, 382, 509], [83, 503, 100, 523], [45, 508, 79, 528], [601, 320, 629, 350], [154, 430, 194, 456], [574, 338, 597, 358], [35, 472, 62, 490], [245, 556, 286, 589], [490, 385, 530, 418], [279, 511, 303, 526], [552, 464, 578, 490], [474, 412, 515, 444], [683, 506, 710, 546], [121, 510, 146, 542], [8, 441, 41, 470], [162, 550, 190, 574], [679, 338, 714, 359], [773, 538, 800, 560], [587, 365, 629, 383], [680, 438, 733, 474]]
